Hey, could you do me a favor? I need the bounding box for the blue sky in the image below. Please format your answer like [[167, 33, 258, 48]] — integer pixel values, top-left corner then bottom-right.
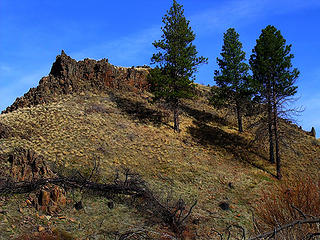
[[1, 0, 319, 136]]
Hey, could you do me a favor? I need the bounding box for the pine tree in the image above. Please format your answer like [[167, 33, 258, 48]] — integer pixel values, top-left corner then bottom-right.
[[213, 28, 251, 133], [250, 25, 299, 179], [150, 0, 207, 132]]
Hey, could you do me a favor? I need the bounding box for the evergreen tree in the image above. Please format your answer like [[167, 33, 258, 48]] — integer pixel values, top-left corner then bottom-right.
[[150, 0, 207, 132], [213, 28, 251, 133], [250, 25, 299, 179]]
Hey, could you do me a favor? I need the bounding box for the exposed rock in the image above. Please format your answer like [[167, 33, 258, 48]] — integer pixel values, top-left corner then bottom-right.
[[6, 148, 56, 182], [310, 127, 316, 138], [39, 189, 51, 206], [35, 184, 67, 214], [74, 201, 83, 211], [218, 202, 230, 211], [3, 148, 67, 214], [2, 50, 150, 113]]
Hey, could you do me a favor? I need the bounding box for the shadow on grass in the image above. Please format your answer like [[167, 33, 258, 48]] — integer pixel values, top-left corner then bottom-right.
[[181, 104, 228, 125], [188, 121, 276, 178], [109, 92, 170, 126]]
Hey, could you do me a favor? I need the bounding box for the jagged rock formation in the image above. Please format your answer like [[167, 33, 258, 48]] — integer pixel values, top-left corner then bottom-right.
[[3, 148, 67, 214], [34, 184, 67, 214], [2, 50, 150, 113], [310, 127, 316, 138], [7, 148, 56, 182]]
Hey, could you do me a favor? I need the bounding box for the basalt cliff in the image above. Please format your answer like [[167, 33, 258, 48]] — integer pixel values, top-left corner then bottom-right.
[[2, 50, 150, 113]]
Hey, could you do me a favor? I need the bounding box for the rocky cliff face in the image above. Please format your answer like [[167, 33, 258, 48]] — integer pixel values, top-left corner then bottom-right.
[[2, 50, 150, 113]]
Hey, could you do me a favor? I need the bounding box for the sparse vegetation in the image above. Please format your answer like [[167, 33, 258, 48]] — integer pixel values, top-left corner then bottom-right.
[[0, 87, 319, 239]]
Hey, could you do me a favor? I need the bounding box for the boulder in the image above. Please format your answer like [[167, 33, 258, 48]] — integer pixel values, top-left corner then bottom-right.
[[34, 184, 67, 214]]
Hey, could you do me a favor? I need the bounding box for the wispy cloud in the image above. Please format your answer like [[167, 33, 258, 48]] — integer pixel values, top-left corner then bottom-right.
[[190, 0, 320, 33], [0, 64, 13, 74], [72, 26, 161, 67]]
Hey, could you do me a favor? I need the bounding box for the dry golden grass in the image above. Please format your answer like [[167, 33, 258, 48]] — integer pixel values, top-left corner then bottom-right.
[[0, 87, 319, 239]]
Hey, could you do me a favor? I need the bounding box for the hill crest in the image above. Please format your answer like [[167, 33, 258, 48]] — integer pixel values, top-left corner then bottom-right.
[[2, 50, 150, 114]]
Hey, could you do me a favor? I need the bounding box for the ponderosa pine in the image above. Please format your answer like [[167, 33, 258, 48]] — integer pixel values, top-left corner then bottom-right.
[[250, 25, 299, 179], [150, 0, 207, 132], [213, 28, 251, 133]]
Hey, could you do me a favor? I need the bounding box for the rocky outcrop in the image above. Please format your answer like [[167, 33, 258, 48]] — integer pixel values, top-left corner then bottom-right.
[[2, 50, 150, 113], [4, 148, 67, 214], [33, 184, 67, 214], [7, 148, 56, 182], [310, 127, 316, 138]]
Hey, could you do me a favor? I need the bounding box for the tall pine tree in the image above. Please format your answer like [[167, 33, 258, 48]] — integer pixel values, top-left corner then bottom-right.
[[250, 25, 299, 179], [213, 28, 251, 133], [150, 0, 207, 132]]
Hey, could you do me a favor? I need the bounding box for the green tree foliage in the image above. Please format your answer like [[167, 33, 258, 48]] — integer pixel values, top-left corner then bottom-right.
[[213, 28, 251, 133], [250, 25, 299, 179], [150, 0, 208, 132]]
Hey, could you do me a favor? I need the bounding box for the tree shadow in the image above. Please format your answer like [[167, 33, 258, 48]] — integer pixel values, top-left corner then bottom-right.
[[109, 92, 169, 126], [180, 104, 228, 125], [188, 121, 276, 178]]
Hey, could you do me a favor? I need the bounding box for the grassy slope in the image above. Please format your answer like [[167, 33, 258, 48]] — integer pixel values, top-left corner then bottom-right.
[[0, 86, 319, 239]]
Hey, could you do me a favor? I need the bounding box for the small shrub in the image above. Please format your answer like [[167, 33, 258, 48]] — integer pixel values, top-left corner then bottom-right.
[[255, 175, 320, 239]]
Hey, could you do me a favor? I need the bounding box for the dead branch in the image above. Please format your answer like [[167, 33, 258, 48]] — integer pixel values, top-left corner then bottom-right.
[[0, 169, 197, 236], [211, 229, 223, 240], [118, 229, 152, 240], [305, 232, 320, 240], [291, 205, 316, 220], [0, 176, 144, 197], [227, 225, 246, 240], [249, 218, 320, 240]]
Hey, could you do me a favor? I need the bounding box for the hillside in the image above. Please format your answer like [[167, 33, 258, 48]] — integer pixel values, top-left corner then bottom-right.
[[0, 53, 319, 239]]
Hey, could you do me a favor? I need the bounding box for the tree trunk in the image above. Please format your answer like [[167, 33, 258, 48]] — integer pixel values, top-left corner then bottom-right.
[[268, 103, 274, 164], [274, 117, 281, 179], [173, 102, 180, 132], [236, 102, 243, 133], [267, 81, 275, 164], [273, 95, 281, 179]]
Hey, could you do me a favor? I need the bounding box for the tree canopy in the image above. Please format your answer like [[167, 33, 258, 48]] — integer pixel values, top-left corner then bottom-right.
[[250, 25, 299, 179], [213, 28, 251, 132], [150, 0, 207, 132]]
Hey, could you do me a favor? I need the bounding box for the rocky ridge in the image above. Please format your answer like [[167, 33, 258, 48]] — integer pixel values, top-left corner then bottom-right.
[[2, 50, 150, 113]]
